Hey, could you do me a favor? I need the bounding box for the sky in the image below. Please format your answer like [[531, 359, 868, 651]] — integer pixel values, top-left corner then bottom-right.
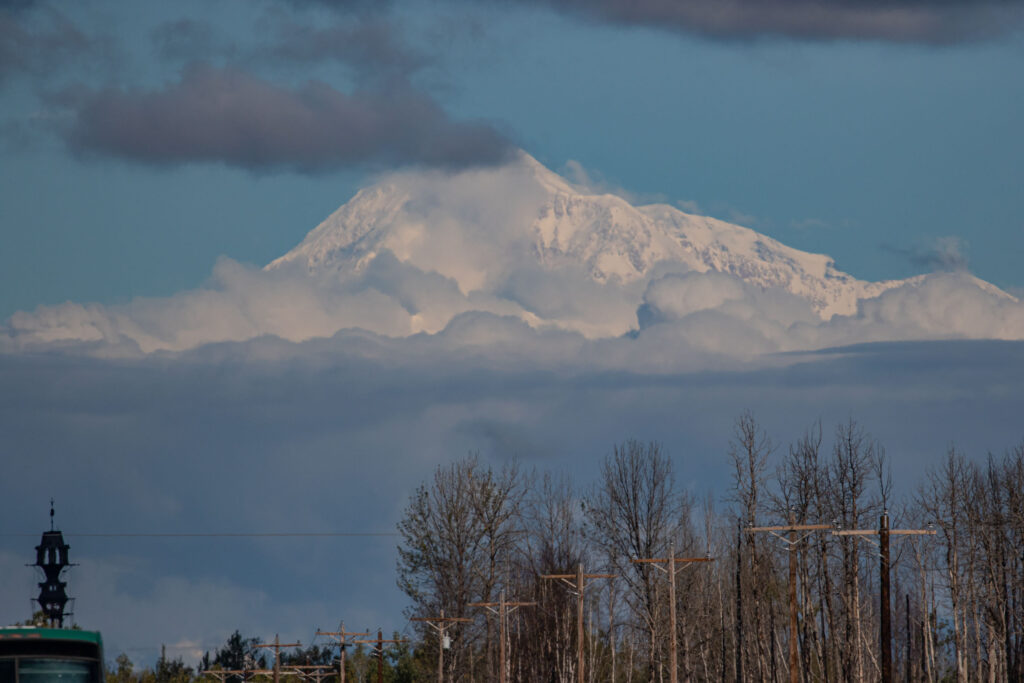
[[2, 0, 1024, 667]]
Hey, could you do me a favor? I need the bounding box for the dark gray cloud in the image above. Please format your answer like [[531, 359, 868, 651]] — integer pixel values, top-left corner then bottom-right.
[[56, 64, 514, 172], [504, 0, 1024, 43], [285, 0, 393, 9], [0, 6, 108, 85], [150, 16, 425, 83], [0, 0, 35, 12], [150, 19, 226, 63], [262, 18, 430, 79], [286, 0, 1024, 43]]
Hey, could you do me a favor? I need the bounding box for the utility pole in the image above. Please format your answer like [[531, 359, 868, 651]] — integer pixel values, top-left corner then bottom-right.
[[317, 622, 369, 683], [631, 544, 715, 683], [746, 518, 832, 683], [833, 511, 935, 683], [541, 563, 614, 683], [410, 610, 472, 683], [469, 589, 536, 683], [353, 629, 407, 683], [256, 635, 302, 683]]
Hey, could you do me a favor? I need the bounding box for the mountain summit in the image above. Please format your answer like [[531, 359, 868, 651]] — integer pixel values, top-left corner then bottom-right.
[[268, 152, 909, 320]]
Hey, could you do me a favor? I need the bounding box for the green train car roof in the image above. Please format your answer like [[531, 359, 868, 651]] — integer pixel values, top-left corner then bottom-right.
[[0, 628, 103, 647]]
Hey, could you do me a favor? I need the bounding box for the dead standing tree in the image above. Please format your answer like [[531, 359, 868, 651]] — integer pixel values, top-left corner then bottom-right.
[[729, 412, 772, 682], [584, 440, 690, 681], [396, 455, 526, 681], [825, 420, 880, 683], [775, 423, 835, 681], [512, 471, 587, 682]]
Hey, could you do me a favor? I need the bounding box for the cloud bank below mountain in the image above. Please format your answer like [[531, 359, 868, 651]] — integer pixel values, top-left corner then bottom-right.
[[4, 259, 1023, 364]]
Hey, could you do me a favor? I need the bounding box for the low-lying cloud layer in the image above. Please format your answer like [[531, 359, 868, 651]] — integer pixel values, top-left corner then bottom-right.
[[5, 257, 1023, 363], [3, 328, 1023, 660]]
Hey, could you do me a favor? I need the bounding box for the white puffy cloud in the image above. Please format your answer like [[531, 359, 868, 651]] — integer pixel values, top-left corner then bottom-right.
[[820, 272, 1024, 343], [633, 270, 1024, 358], [5, 248, 1022, 361]]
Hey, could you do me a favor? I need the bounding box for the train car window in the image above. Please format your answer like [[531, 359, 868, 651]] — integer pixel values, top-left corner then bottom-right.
[[18, 658, 98, 682]]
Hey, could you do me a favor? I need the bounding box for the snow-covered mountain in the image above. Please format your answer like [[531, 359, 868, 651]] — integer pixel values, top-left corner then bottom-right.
[[268, 152, 911, 320], [7, 151, 1021, 355]]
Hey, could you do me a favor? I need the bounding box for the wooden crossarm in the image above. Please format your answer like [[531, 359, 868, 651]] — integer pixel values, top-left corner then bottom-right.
[[834, 529, 936, 536], [631, 557, 715, 563], [747, 524, 832, 532]]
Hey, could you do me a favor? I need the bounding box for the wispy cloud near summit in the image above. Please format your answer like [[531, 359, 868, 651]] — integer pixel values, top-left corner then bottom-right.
[[883, 235, 970, 272]]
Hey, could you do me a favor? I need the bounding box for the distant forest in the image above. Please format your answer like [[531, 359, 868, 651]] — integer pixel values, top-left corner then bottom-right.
[[108, 414, 1024, 682]]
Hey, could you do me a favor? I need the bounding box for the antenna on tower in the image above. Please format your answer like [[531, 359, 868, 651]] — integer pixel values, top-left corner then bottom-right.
[[50, 498, 55, 531]]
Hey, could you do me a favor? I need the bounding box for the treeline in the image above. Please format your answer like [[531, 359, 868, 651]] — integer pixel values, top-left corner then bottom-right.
[[106, 414, 1024, 682], [396, 415, 1024, 682], [107, 631, 420, 683]]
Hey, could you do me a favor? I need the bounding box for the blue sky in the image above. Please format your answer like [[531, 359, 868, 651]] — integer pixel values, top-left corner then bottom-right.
[[2, 0, 1024, 666]]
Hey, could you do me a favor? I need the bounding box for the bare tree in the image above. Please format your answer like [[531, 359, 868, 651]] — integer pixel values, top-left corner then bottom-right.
[[729, 411, 774, 682], [513, 470, 586, 682], [826, 419, 880, 683], [585, 440, 691, 681], [396, 454, 525, 682]]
